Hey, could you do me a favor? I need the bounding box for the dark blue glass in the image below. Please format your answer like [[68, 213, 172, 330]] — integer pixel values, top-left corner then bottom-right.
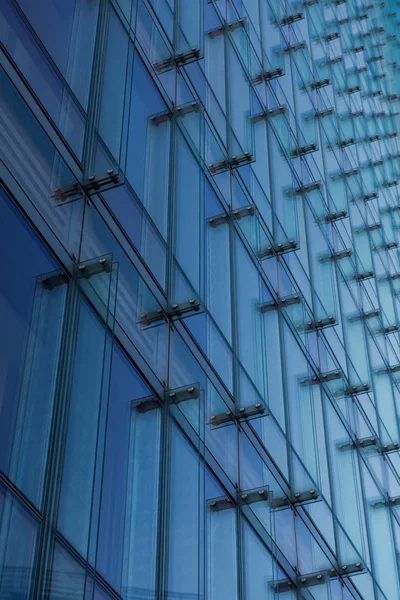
[[0, 186, 65, 507], [16, 0, 99, 108], [0, 484, 39, 600]]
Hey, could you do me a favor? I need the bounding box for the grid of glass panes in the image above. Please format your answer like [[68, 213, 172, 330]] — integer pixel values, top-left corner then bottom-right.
[[1, 0, 400, 598]]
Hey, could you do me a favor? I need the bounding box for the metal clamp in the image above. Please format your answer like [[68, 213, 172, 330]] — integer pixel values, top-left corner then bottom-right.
[[74, 256, 112, 280], [275, 562, 363, 593], [283, 41, 306, 53], [210, 403, 267, 426], [138, 299, 200, 326], [338, 436, 377, 451], [208, 152, 253, 174], [338, 383, 370, 397], [134, 395, 161, 413], [252, 67, 284, 83], [209, 486, 270, 512], [207, 205, 255, 227], [51, 169, 120, 202], [239, 486, 270, 505], [299, 316, 336, 332], [382, 442, 400, 453], [362, 192, 378, 201], [258, 294, 302, 312], [300, 369, 342, 386], [320, 248, 352, 263], [165, 383, 200, 405], [348, 309, 379, 321], [322, 210, 347, 223], [280, 12, 304, 24], [310, 78, 331, 89], [338, 137, 355, 148], [257, 240, 298, 259], [354, 270, 374, 281], [272, 488, 319, 509], [41, 271, 69, 290], [291, 143, 317, 157], [252, 106, 286, 122]]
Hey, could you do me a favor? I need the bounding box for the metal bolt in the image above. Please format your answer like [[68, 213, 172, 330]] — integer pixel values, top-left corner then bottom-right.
[[188, 387, 194, 393], [211, 415, 216, 420], [226, 410, 231, 416], [300, 577, 307, 583], [169, 392, 176, 398], [295, 493, 300, 498], [107, 169, 114, 175], [239, 407, 245, 413], [78, 264, 86, 271], [356, 562, 361, 568], [242, 493, 248, 499], [255, 403, 261, 409], [172, 303, 178, 309], [210, 501, 216, 507], [189, 299, 196, 304], [330, 568, 336, 573], [342, 565, 347, 571], [99, 258, 106, 264], [316, 574, 322, 580], [310, 489, 316, 495], [258, 489, 265, 495]]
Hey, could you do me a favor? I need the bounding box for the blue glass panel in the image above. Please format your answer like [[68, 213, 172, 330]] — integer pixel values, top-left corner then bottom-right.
[[0, 0, 86, 159], [0, 186, 66, 507], [167, 422, 202, 597], [0, 484, 39, 600], [101, 184, 167, 290], [57, 299, 111, 558], [126, 53, 170, 239], [0, 67, 84, 256], [16, 0, 99, 108], [99, 6, 130, 161], [97, 345, 160, 597], [48, 542, 85, 600]]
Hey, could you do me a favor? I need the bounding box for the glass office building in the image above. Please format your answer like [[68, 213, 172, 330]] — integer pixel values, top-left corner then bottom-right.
[[2, 0, 400, 598]]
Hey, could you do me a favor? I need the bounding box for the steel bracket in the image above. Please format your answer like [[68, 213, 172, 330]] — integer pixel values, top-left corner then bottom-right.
[[74, 256, 112, 280], [257, 240, 298, 259], [300, 369, 342, 386], [258, 294, 302, 312], [210, 403, 267, 426], [272, 488, 319, 509]]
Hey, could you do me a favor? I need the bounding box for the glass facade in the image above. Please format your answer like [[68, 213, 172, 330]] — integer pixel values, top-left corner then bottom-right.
[[1, 0, 400, 598]]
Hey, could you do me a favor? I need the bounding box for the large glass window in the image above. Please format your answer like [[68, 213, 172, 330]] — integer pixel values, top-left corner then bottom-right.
[[0, 186, 66, 508], [16, 0, 99, 109], [0, 484, 39, 600]]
